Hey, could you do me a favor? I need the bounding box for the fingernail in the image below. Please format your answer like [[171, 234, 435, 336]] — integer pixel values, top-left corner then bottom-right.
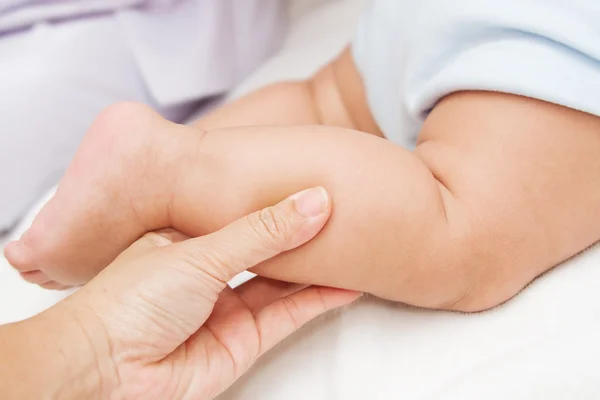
[[294, 187, 329, 217]]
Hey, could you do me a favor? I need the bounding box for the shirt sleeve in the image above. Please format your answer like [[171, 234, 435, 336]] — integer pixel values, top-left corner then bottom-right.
[[352, 0, 600, 147]]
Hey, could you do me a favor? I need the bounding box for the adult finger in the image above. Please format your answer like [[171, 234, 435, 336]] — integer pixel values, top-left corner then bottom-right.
[[254, 287, 361, 355], [234, 277, 306, 312], [169, 186, 331, 284], [70, 187, 331, 364]]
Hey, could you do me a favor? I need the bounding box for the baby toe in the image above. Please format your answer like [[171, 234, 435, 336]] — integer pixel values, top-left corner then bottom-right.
[[38, 281, 69, 291], [20, 270, 51, 285], [4, 240, 37, 272]]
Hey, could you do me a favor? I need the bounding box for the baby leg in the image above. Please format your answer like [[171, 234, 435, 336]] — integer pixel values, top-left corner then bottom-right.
[[6, 48, 383, 288], [6, 102, 452, 308]]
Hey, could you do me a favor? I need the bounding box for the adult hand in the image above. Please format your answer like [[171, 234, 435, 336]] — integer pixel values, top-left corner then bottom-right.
[[0, 187, 360, 399]]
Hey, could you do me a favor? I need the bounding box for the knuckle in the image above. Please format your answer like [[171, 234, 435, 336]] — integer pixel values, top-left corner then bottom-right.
[[171, 243, 235, 284], [313, 286, 329, 311], [246, 206, 293, 251], [280, 297, 305, 331]]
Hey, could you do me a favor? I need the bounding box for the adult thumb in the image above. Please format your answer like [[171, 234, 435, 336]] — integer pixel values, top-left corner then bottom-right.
[[170, 186, 331, 284]]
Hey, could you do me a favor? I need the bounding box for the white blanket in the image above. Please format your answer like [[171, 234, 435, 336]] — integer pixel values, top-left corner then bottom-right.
[[2, 0, 599, 398]]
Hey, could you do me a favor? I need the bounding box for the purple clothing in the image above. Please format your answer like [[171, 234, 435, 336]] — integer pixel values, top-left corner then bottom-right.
[[0, 0, 285, 230], [0, 0, 167, 33]]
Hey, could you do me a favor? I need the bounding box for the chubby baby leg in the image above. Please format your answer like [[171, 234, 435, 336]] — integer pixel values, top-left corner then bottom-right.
[[5, 100, 371, 287], [5, 101, 455, 309]]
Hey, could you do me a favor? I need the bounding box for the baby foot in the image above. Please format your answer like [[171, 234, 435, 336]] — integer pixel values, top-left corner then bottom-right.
[[4, 103, 192, 287]]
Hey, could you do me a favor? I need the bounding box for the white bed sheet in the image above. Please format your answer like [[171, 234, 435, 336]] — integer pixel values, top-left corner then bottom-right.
[[2, 0, 600, 398]]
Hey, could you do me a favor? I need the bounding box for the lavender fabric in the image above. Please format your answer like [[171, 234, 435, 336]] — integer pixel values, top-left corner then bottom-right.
[[0, 0, 157, 32], [0, 0, 285, 231]]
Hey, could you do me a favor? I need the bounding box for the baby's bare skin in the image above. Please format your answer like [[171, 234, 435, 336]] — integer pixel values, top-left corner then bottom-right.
[[6, 48, 600, 311]]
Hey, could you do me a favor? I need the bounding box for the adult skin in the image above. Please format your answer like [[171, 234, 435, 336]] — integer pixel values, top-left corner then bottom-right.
[[0, 187, 360, 399]]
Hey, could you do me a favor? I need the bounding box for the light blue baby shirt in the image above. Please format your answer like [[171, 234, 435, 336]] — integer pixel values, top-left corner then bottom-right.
[[353, 0, 600, 148]]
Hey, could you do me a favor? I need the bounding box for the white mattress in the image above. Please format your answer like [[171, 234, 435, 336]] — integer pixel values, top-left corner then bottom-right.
[[2, 0, 600, 398]]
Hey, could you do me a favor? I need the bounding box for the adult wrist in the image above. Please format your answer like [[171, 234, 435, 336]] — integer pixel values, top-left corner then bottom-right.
[[6, 303, 119, 399], [50, 301, 122, 399]]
